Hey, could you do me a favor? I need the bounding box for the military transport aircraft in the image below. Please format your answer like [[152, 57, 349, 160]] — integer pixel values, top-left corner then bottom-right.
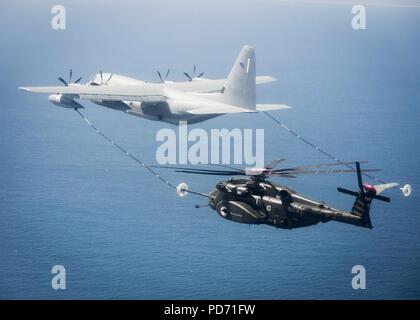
[[19, 46, 289, 124]]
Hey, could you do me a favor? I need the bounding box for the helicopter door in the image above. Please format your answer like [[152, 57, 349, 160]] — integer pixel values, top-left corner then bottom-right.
[[228, 201, 262, 224]]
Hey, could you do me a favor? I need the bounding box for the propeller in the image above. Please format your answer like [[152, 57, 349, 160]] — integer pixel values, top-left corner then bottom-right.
[[183, 64, 204, 81], [157, 69, 170, 83], [99, 71, 113, 85], [337, 162, 391, 203], [152, 160, 380, 180], [58, 69, 82, 86], [90, 71, 113, 86]]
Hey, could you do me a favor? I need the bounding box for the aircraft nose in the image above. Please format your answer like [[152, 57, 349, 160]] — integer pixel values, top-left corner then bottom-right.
[[208, 190, 218, 209]]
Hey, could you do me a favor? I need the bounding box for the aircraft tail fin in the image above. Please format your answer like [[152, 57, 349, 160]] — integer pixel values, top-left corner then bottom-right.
[[337, 162, 394, 229], [349, 193, 375, 228], [221, 45, 256, 110]]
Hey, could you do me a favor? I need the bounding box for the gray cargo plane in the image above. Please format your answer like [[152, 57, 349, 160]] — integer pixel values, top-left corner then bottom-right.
[[19, 45, 289, 124]]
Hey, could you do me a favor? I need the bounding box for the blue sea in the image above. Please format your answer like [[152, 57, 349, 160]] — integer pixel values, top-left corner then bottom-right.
[[0, 0, 419, 299]]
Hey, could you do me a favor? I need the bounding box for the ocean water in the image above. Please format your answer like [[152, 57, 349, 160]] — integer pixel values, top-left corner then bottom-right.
[[0, 0, 419, 299]]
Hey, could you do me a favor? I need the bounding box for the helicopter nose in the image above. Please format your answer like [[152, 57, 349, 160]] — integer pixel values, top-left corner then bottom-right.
[[208, 191, 217, 209]]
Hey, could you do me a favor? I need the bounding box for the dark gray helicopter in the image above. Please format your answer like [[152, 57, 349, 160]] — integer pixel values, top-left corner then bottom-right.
[[157, 160, 403, 229]]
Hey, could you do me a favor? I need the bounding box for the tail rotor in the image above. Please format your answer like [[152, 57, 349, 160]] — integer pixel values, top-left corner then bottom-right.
[[337, 162, 393, 228], [337, 162, 391, 203]]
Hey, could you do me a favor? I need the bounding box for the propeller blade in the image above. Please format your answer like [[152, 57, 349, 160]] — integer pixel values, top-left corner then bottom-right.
[[197, 71, 204, 78], [165, 69, 170, 79], [58, 77, 68, 86], [106, 73, 113, 84], [337, 187, 359, 197], [157, 71, 164, 83], [74, 77, 82, 84], [356, 161, 363, 189], [100, 71, 103, 84], [184, 72, 192, 81], [69, 69, 73, 82], [193, 64, 196, 76]]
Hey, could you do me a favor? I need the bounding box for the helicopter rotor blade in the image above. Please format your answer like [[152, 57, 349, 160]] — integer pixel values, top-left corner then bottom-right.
[[272, 168, 381, 176], [269, 173, 297, 178], [175, 169, 244, 176], [356, 161, 363, 189], [265, 158, 287, 170], [337, 188, 390, 202], [337, 187, 359, 197], [151, 165, 244, 175], [276, 161, 368, 172], [211, 164, 245, 172], [372, 194, 391, 202]]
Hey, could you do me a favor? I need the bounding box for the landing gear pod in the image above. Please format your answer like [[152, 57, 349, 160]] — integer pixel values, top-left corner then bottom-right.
[[401, 184, 412, 197], [176, 183, 189, 197]]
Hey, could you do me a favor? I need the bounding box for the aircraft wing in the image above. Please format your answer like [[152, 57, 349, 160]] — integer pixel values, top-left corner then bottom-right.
[[19, 86, 167, 103], [19, 74, 277, 103], [187, 104, 291, 115], [186, 105, 256, 115]]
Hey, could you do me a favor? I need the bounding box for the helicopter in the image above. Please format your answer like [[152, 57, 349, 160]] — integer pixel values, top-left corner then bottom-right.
[[155, 160, 411, 230]]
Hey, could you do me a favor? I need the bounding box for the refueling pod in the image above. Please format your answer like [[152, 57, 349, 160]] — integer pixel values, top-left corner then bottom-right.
[[48, 94, 84, 109]]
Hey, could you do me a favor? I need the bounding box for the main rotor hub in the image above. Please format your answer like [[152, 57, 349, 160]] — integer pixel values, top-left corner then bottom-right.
[[244, 167, 269, 177]]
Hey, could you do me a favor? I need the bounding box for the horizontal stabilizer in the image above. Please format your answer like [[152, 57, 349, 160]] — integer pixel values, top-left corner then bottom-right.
[[256, 104, 291, 112], [255, 76, 277, 85]]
